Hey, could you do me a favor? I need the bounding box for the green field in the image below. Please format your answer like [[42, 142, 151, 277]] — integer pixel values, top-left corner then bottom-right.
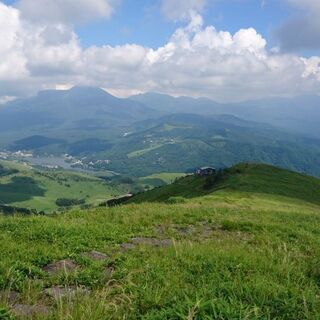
[[127, 143, 167, 159], [0, 160, 122, 212], [0, 164, 320, 318], [139, 172, 186, 187]]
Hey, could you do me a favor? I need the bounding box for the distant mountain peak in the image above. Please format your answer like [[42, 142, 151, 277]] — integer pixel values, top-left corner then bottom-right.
[[69, 86, 108, 94], [36, 86, 115, 100]]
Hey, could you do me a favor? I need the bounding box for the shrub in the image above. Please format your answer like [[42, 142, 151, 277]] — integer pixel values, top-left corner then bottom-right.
[[165, 196, 186, 204], [203, 169, 225, 190], [55, 198, 86, 207]]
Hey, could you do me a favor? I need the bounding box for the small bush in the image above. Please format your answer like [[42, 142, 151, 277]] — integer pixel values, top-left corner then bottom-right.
[[55, 198, 86, 207], [203, 175, 216, 190], [203, 169, 225, 190], [165, 196, 186, 204]]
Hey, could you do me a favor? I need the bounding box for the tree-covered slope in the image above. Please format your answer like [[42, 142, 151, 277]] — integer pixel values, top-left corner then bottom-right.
[[132, 92, 320, 138], [100, 114, 320, 177]]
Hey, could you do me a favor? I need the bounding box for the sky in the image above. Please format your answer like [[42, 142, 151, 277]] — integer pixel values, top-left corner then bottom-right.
[[0, 0, 320, 102]]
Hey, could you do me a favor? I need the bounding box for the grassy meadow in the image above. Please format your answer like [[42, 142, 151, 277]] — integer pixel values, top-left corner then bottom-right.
[[0, 160, 121, 212], [0, 164, 320, 318], [139, 173, 186, 188]]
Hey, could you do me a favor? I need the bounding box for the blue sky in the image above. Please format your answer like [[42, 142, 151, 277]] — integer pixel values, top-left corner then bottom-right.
[[75, 0, 290, 49], [1, 0, 293, 49]]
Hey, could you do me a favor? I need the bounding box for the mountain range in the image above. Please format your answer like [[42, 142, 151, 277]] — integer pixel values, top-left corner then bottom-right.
[[132, 92, 320, 138], [0, 86, 319, 177]]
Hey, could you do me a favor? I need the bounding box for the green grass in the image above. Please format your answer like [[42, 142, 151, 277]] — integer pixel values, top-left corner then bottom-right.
[[1, 164, 320, 318], [0, 160, 122, 212], [130, 163, 320, 205], [139, 173, 186, 187], [127, 143, 166, 159]]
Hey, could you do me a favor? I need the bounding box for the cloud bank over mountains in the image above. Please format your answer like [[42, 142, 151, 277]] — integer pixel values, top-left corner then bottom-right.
[[0, 0, 320, 102]]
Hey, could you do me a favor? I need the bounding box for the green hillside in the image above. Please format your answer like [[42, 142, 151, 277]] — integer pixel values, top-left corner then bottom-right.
[[130, 163, 320, 206], [1, 164, 320, 319], [95, 114, 320, 177], [0, 160, 123, 212]]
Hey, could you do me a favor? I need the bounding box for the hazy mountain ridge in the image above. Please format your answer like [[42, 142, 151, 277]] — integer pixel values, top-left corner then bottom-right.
[[90, 113, 320, 177], [0, 87, 159, 137], [131, 92, 320, 138], [1, 87, 320, 178]]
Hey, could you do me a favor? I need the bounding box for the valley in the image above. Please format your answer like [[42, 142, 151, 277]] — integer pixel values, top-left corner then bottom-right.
[[1, 88, 320, 179], [0, 160, 135, 212]]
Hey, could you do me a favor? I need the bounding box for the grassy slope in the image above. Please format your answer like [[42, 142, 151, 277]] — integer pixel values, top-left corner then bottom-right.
[[1, 164, 320, 318], [139, 172, 186, 187], [0, 160, 120, 212], [130, 163, 320, 206]]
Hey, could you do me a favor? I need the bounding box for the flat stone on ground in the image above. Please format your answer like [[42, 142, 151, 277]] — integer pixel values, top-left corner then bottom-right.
[[173, 226, 194, 235], [0, 290, 20, 304], [44, 286, 90, 300], [120, 243, 136, 251], [83, 250, 109, 261], [42, 259, 78, 275], [130, 237, 171, 247], [201, 225, 214, 237], [11, 304, 50, 317]]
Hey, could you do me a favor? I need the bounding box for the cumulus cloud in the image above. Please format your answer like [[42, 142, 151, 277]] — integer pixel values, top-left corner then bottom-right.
[[161, 0, 207, 21], [0, 3, 27, 81], [16, 0, 116, 25], [0, 2, 320, 102], [276, 0, 320, 51]]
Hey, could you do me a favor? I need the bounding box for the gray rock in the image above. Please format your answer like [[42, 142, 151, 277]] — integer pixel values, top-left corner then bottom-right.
[[130, 237, 171, 247], [120, 243, 136, 251], [43, 259, 78, 275], [83, 250, 109, 261], [172, 225, 194, 235], [11, 304, 50, 317], [0, 290, 20, 304], [44, 286, 90, 300]]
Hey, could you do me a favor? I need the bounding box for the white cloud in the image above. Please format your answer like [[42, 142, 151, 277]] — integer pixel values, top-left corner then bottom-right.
[[0, 2, 320, 102], [0, 3, 27, 81], [0, 95, 17, 105], [16, 0, 116, 25], [161, 0, 207, 21]]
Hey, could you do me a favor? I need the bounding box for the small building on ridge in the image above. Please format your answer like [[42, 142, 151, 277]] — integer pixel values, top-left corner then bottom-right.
[[195, 167, 216, 176]]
